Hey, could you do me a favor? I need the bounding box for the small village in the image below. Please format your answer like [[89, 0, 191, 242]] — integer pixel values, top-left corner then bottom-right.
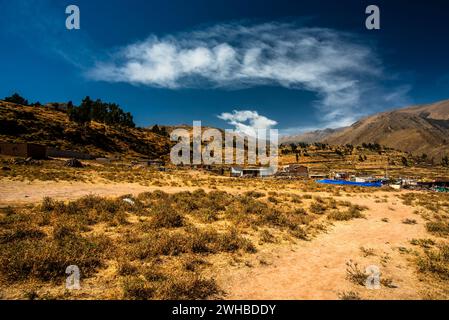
[[2, 141, 448, 193]]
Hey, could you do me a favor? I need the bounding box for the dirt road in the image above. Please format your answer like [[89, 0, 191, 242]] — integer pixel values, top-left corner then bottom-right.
[[0, 179, 197, 206], [218, 195, 430, 300]]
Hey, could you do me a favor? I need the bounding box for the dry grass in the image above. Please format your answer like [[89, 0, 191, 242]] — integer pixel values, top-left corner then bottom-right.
[[328, 205, 367, 221], [0, 183, 376, 299], [417, 244, 449, 280], [400, 192, 449, 296]]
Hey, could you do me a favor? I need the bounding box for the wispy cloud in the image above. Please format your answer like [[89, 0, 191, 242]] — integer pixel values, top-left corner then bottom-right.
[[88, 21, 410, 130], [218, 110, 277, 137]]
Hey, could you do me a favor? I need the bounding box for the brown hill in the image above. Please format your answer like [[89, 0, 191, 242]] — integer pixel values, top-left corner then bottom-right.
[[282, 99, 449, 160], [0, 100, 171, 159], [280, 128, 343, 144]]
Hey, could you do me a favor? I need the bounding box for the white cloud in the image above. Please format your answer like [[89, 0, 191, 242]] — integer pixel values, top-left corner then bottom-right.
[[218, 110, 278, 137], [88, 22, 410, 129]]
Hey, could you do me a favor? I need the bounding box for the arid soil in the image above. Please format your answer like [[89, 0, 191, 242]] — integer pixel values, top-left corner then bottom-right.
[[0, 179, 185, 206], [218, 195, 431, 299]]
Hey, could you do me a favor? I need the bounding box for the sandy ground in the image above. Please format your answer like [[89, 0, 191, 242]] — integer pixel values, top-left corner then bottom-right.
[[217, 195, 431, 300], [0, 179, 198, 206]]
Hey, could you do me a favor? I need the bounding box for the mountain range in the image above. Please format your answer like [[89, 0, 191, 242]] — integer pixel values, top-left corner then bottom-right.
[[281, 99, 449, 160], [2, 97, 449, 161]]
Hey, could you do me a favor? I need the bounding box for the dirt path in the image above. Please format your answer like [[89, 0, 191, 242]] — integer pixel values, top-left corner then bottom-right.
[[218, 196, 430, 300], [0, 179, 275, 206], [0, 180, 183, 206]]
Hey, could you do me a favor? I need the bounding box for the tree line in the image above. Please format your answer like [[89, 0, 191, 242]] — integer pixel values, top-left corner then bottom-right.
[[67, 96, 135, 128], [3, 92, 135, 128]]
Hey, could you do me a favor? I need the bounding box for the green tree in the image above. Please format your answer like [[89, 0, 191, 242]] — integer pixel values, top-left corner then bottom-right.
[[151, 124, 161, 135], [4, 93, 28, 105], [159, 126, 168, 137], [68, 97, 92, 126], [67, 97, 135, 128], [401, 156, 409, 167]]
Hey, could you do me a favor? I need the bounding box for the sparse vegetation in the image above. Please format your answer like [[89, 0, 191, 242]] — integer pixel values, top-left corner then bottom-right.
[[3, 187, 358, 299], [328, 205, 367, 221], [345, 260, 367, 286], [402, 218, 417, 225], [417, 244, 449, 280], [360, 247, 376, 257], [338, 291, 361, 300]]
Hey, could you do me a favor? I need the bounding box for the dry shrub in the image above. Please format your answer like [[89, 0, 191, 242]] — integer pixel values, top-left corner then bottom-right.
[[426, 221, 449, 236], [338, 291, 361, 300], [39, 195, 129, 226], [328, 205, 366, 221], [289, 226, 308, 240], [132, 227, 256, 260], [345, 260, 367, 286], [122, 276, 156, 300], [133, 231, 190, 259], [183, 256, 208, 272], [244, 191, 265, 198], [157, 272, 219, 300], [0, 225, 45, 244], [117, 260, 139, 276], [309, 201, 327, 215], [0, 231, 109, 282], [194, 208, 219, 223], [123, 272, 219, 300], [402, 218, 417, 225], [410, 238, 435, 249], [259, 229, 275, 243], [417, 244, 449, 280], [150, 203, 184, 229], [213, 228, 256, 253]]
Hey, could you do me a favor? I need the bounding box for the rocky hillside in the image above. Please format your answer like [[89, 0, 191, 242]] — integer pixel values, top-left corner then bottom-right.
[[282, 99, 449, 160], [0, 101, 171, 159], [281, 128, 343, 145]]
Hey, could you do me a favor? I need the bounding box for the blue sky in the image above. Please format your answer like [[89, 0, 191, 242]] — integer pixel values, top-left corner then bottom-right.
[[1, 0, 449, 135]]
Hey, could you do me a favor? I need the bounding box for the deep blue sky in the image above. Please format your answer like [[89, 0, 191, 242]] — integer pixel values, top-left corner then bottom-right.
[[1, 0, 449, 133]]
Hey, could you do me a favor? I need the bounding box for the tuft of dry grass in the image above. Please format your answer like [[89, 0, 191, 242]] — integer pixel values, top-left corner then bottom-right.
[[338, 291, 361, 300], [328, 205, 367, 221], [345, 260, 367, 286], [426, 221, 449, 236], [417, 244, 449, 280]]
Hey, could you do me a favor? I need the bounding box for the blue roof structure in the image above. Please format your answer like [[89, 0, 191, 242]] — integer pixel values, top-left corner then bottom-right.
[[316, 179, 382, 188]]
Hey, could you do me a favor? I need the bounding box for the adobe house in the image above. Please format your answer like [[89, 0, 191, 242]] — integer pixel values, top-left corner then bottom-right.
[[231, 166, 275, 178], [0, 142, 47, 159], [285, 164, 309, 177], [276, 164, 309, 178]]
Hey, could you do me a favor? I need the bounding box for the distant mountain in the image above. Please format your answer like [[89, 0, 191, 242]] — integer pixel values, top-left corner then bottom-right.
[[280, 128, 345, 144], [282, 99, 449, 159]]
